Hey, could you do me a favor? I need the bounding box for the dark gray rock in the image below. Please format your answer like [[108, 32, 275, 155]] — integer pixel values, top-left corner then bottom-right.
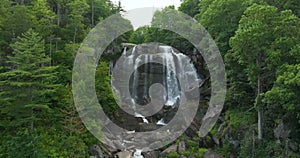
[[143, 150, 160, 158], [90, 144, 104, 158], [178, 141, 186, 154], [203, 149, 222, 158], [188, 155, 195, 158], [160, 144, 178, 156], [115, 151, 132, 158]]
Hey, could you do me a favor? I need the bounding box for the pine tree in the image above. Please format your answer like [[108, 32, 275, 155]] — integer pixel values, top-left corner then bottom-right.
[[0, 29, 58, 131], [66, 0, 89, 43]]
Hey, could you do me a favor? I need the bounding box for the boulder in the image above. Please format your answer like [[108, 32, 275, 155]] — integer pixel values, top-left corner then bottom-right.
[[143, 150, 160, 158], [203, 149, 222, 158], [115, 151, 132, 158], [160, 144, 178, 156], [90, 144, 104, 158]]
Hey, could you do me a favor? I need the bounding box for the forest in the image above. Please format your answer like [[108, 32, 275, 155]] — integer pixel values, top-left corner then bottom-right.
[[0, 0, 299, 157]]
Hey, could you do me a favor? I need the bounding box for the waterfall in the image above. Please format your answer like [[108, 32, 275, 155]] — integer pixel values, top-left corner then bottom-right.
[[129, 46, 181, 107], [162, 46, 180, 107], [112, 44, 200, 125], [132, 56, 140, 103], [143, 54, 149, 100]]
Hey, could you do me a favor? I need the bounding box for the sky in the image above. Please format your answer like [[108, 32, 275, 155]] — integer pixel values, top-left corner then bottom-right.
[[113, 0, 182, 10]]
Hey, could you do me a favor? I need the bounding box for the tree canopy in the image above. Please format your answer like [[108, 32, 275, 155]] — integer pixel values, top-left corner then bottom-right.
[[0, 0, 299, 157]]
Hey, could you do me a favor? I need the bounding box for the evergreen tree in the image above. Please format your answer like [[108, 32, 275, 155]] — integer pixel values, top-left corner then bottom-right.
[[0, 29, 58, 131], [31, 0, 56, 38], [66, 0, 89, 43]]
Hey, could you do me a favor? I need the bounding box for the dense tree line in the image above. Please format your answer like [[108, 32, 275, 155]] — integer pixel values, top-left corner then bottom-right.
[[0, 0, 122, 157], [129, 0, 299, 157], [179, 0, 299, 157], [0, 0, 299, 157]]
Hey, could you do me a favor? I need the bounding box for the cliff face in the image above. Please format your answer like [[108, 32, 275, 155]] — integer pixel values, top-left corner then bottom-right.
[[111, 43, 204, 130], [95, 43, 214, 157]]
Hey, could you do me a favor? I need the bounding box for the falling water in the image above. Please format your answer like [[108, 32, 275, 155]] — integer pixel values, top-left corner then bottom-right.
[[161, 46, 181, 106], [143, 54, 149, 101], [113, 44, 200, 125], [156, 118, 167, 126]]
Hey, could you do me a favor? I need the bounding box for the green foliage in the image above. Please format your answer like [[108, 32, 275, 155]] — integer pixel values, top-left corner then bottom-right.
[[219, 1, 299, 157], [197, 148, 209, 157], [31, 0, 56, 38], [0, 29, 58, 129], [265, 0, 300, 17], [262, 64, 300, 142], [239, 137, 288, 158], [0, 0, 299, 157], [145, 7, 197, 53], [0, 0, 121, 157], [181, 150, 191, 156], [86, 0, 115, 26], [178, 0, 200, 17], [0, 129, 40, 158], [187, 139, 198, 148], [65, 0, 89, 43], [197, 0, 257, 55], [165, 151, 180, 158], [129, 27, 149, 44], [195, 0, 215, 20], [186, 139, 198, 153], [229, 4, 280, 86], [0, 127, 90, 158], [225, 109, 256, 134], [95, 61, 119, 115]]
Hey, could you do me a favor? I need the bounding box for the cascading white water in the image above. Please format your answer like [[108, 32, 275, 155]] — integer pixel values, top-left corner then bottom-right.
[[143, 54, 149, 100], [129, 46, 182, 107], [113, 44, 200, 125], [161, 46, 181, 106], [156, 118, 167, 126]]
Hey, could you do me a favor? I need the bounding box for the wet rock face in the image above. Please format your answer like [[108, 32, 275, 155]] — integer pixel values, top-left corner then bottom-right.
[[89, 42, 216, 157], [129, 62, 168, 105], [127, 44, 184, 107], [112, 43, 201, 130], [102, 43, 211, 155]]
